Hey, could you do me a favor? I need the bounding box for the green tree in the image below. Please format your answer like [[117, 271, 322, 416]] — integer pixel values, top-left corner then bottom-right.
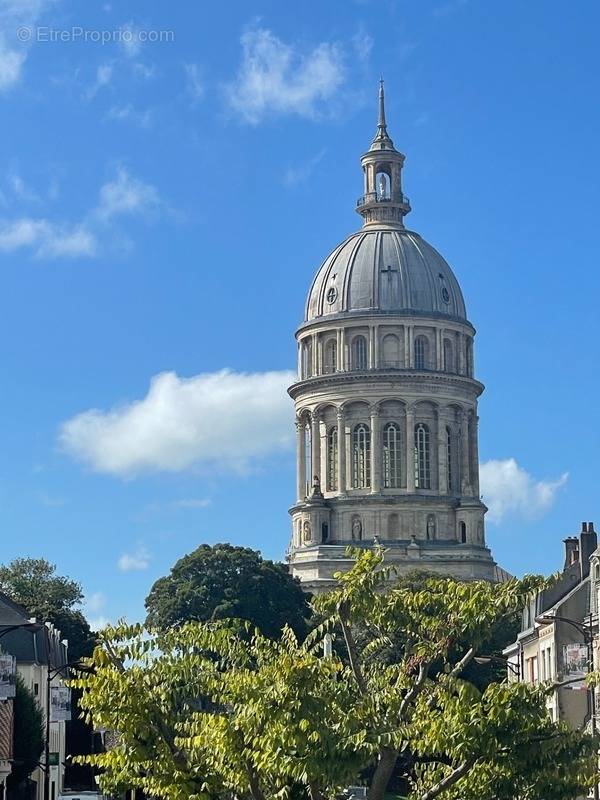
[[145, 543, 311, 639], [73, 548, 598, 800], [0, 557, 96, 660], [7, 674, 45, 790]]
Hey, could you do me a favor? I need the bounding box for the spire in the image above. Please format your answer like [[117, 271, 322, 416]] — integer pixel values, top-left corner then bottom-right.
[[378, 78, 387, 132], [357, 81, 411, 227], [371, 77, 394, 150]]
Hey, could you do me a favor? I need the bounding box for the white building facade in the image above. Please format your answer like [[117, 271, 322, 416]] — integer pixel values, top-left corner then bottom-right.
[[288, 84, 500, 589]]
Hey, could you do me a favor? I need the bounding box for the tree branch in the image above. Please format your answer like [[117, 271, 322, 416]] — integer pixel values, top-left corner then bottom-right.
[[449, 646, 475, 677], [399, 661, 428, 719], [419, 756, 476, 800], [337, 601, 368, 694]]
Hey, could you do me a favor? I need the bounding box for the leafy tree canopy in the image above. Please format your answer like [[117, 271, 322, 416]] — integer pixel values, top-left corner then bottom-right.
[[73, 549, 598, 800], [0, 557, 96, 660], [8, 674, 45, 789], [145, 543, 311, 639]]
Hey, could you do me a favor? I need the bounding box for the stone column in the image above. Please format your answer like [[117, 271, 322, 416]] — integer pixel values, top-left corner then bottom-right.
[[369, 325, 376, 369], [311, 414, 321, 487], [340, 328, 346, 371], [406, 407, 415, 492], [437, 328, 443, 371], [403, 326, 410, 367], [373, 325, 379, 368], [296, 420, 305, 502], [460, 411, 471, 495], [408, 325, 415, 368], [311, 333, 318, 376], [458, 333, 466, 375], [337, 408, 347, 494], [370, 406, 380, 493], [437, 412, 448, 495], [470, 413, 480, 496]]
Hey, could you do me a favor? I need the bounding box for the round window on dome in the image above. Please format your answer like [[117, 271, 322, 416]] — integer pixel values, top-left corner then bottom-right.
[[326, 287, 338, 304], [441, 287, 450, 304]]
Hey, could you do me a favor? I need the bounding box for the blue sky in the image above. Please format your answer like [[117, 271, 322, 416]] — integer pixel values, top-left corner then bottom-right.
[[0, 0, 598, 628]]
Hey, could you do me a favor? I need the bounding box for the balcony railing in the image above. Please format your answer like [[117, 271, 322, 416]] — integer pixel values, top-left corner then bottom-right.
[[356, 192, 410, 207]]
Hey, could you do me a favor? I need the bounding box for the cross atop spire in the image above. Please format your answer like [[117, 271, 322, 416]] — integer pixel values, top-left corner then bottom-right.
[[370, 77, 395, 151]]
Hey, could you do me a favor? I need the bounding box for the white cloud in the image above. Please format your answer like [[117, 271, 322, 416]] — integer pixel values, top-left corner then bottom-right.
[[480, 458, 568, 524], [85, 62, 114, 99], [118, 545, 150, 572], [226, 26, 345, 124], [184, 62, 203, 104], [171, 497, 211, 510], [95, 166, 160, 221], [83, 591, 110, 630], [106, 103, 152, 128], [0, 0, 49, 92], [119, 21, 143, 58], [0, 167, 163, 260], [283, 148, 326, 188], [0, 218, 96, 257], [60, 368, 295, 477]]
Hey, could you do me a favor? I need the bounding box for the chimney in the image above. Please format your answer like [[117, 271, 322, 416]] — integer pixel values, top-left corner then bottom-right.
[[580, 521, 598, 578], [564, 536, 580, 569]]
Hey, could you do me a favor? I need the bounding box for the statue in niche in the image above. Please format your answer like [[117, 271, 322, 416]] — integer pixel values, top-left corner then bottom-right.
[[303, 520, 311, 543], [378, 173, 387, 199], [426, 515, 436, 541], [311, 475, 323, 498], [351, 516, 362, 541]]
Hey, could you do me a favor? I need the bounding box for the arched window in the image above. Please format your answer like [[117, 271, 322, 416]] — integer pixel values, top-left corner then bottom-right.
[[324, 339, 337, 374], [414, 423, 430, 489], [387, 513, 399, 538], [446, 426, 454, 492], [459, 521, 467, 543], [352, 336, 368, 370], [327, 426, 338, 491], [352, 423, 371, 488], [382, 334, 400, 368], [443, 339, 454, 373], [383, 422, 402, 488], [414, 336, 429, 370], [301, 340, 312, 379]]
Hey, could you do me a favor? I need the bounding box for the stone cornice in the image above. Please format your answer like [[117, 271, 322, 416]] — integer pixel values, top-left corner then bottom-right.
[[288, 369, 485, 400], [296, 309, 477, 337]]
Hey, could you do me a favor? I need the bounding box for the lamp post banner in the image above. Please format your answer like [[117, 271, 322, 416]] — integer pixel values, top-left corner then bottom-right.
[[0, 653, 16, 699], [50, 685, 71, 722]]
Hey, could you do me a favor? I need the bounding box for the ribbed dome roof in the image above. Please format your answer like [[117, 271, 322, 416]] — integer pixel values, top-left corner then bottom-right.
[[305, 227, 467, 323]]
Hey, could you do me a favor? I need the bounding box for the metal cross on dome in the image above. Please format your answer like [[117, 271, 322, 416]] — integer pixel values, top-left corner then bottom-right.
[[381, 264, 397, 279]]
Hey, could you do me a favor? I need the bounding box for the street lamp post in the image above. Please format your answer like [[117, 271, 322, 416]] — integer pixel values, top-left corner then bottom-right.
[[536, 612, 599, 800], [43, 657, 92, 800], [473, 654, 520, 677]]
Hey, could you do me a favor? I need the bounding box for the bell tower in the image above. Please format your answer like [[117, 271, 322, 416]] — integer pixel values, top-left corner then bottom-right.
[[357, 81, 411, 228]]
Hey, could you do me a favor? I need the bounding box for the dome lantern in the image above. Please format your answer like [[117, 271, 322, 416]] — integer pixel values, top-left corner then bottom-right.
[[357, 80, 411, 228]]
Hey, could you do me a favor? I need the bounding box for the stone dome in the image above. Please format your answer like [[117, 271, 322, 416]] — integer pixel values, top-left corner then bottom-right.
[[305, 227, 467, 323]]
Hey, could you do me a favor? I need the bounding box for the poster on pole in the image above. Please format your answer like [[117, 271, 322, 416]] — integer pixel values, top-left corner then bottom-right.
[[562, 643, 588, 680], [50, 685, 71, 722], [0, 653, 16, 699]]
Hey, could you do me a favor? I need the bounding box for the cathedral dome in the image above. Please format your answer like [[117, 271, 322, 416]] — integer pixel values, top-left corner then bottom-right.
[[305, 227, 467, 323]]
